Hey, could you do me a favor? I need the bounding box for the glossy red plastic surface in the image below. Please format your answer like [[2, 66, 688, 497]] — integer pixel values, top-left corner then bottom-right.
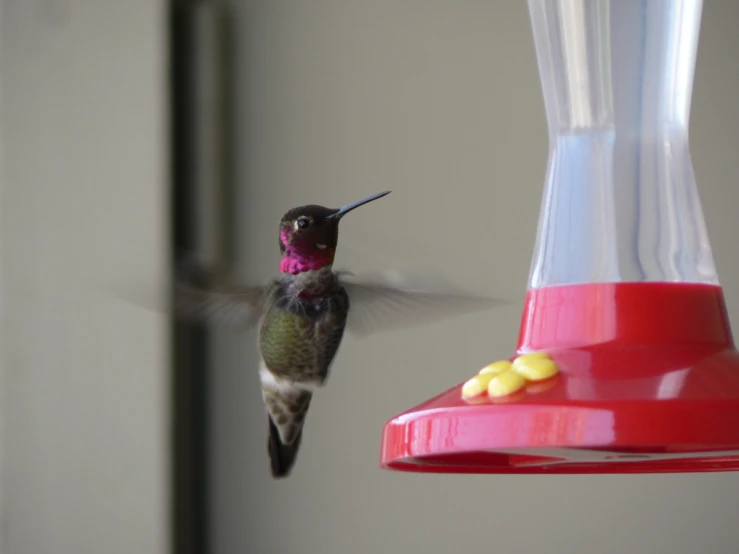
[[380, 283, 739, 473]]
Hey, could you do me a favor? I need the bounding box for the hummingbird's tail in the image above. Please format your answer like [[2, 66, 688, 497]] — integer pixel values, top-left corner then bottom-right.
[[267, 417, 304, 479], [260, 366, 314, 478]]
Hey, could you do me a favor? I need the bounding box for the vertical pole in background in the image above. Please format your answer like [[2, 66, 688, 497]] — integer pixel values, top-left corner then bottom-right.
[[171, 1, 231, 552]]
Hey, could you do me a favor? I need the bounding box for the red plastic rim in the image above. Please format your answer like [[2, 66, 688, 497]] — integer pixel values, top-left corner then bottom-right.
[[379, 283, 739, 473]]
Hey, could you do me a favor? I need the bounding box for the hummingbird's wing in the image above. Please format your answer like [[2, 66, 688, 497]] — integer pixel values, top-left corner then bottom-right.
[[339, 271, 507, 338], [173, 260, 273, 328], [108, 255, 270, 327], [175, 280, 269, 328]]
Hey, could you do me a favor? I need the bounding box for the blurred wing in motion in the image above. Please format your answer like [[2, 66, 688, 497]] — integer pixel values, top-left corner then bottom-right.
[[173, 259, 272, 329], [339, 270, 508, 338]]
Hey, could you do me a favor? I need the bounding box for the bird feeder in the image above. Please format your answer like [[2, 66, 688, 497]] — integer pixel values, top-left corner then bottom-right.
[[380, 0, 739, 474]]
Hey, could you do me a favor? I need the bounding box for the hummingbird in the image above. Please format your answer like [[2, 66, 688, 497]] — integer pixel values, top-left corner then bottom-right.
[[174, 190, 501, 478]]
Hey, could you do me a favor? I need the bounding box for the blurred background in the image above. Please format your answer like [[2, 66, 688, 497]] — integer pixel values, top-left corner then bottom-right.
[[4, 0, 739, 553]]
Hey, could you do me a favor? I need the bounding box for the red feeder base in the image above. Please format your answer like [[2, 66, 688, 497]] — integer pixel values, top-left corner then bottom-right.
[[380, 283, 739, 473]]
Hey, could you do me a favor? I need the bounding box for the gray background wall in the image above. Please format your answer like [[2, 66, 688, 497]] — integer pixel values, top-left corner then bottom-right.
[[1, 1, 170, 553], [3, 1, 739, 554]]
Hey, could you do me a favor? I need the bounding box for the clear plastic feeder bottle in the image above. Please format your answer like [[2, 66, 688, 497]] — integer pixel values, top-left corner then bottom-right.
[[380, 0, 739, 474]]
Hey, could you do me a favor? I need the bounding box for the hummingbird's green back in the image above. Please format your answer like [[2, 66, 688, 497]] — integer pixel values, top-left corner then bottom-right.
[[258, 280, 349, 385]]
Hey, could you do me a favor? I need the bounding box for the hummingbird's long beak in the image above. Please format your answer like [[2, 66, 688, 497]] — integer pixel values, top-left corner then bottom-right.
[[326, 190, 391, 220]]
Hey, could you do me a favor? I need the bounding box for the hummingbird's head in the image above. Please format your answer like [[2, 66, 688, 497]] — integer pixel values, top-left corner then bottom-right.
[[278, 191, 391, 275]]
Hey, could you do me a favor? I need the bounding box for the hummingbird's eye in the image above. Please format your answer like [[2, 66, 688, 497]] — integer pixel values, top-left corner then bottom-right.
[[296, 218, 310, 230]]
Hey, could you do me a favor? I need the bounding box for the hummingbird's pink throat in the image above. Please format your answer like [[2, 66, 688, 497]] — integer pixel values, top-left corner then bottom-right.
[[280, 252, 333, 275], [279, 225, 335, 274]]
